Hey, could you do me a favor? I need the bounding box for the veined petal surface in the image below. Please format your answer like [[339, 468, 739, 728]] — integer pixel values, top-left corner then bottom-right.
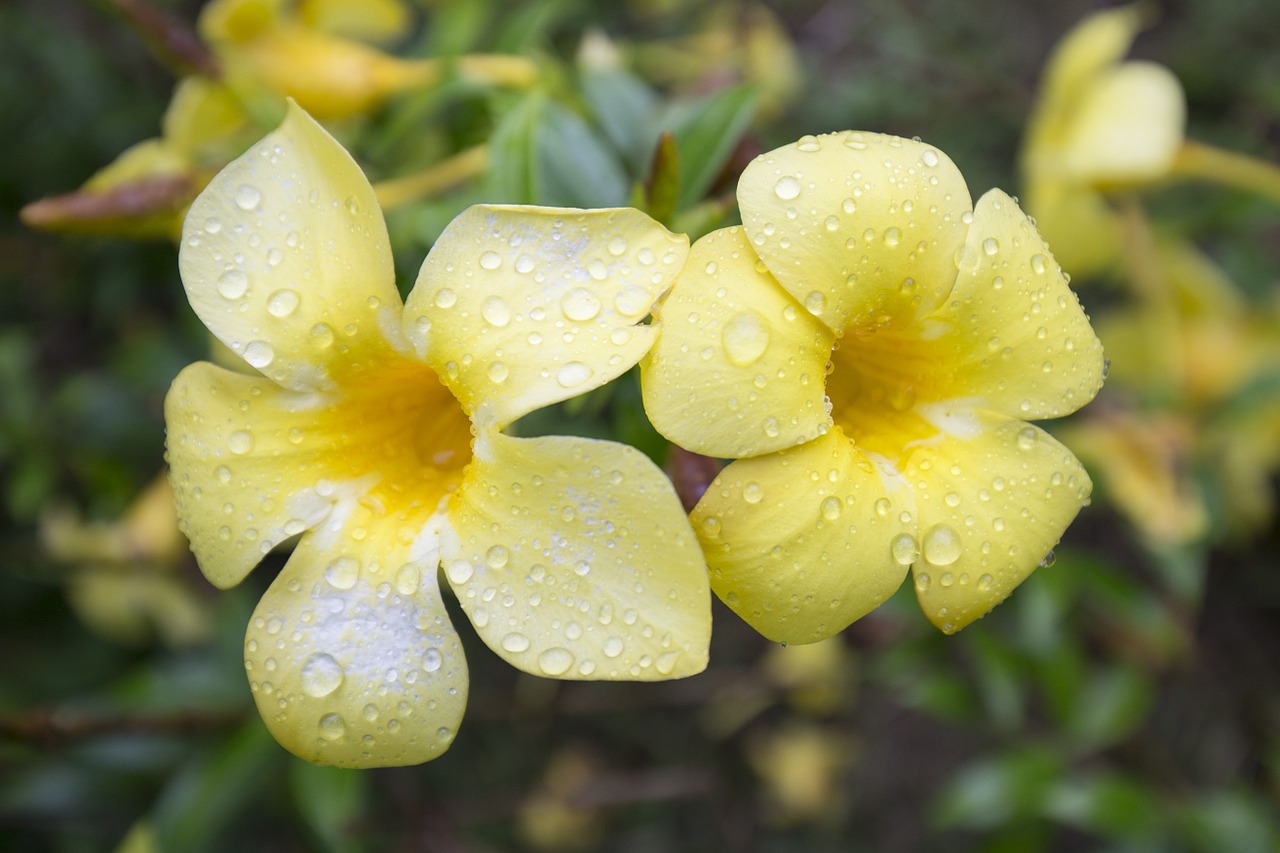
[[406, 206, 688, 428], [244, 509, 467, 768], [179, 102, 406, 393], [693, 430, 915, 644], [737, 132, 972, 332], [642, 226, 835, 458], [440, 431, 710, 680], [932, 189, 1105, 419], [902, 408, 1092, 633]]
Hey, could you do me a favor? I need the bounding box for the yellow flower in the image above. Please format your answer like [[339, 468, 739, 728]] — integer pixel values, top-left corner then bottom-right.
[[642, 132, 1105, 640], [1020, 4, 1184, 278], [165, 103, 710, 767], [201, 0, 537, 122]]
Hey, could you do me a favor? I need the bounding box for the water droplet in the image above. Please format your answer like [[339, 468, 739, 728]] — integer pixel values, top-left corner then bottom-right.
[[721, 311, 770, 367], [434, 288, 457, 309], [774, 175, 801, 200], [1017, 427, 1037, 450], [557, 361, 593, 388], [215, 465, 232, 484], [488, 361, 509, 383], [922, 524, 962, 566], [614, 285, 651, 317], [234, 184, 261, 211], [537, 647, 574, 676], [422, 647, 443, 672], [763, 417, 780, 438], [325, 557, 359, 589], [343, 196, 359, 215], [479, 250, 502, 270], [267, 288, 300, 317], [977, 573, 994, 591], [982, 237, 1000, 256], [922, 149, 940, 167], [244, 340, 274, 368], [742, 482, 764, 504], [1039, 550, 1057, 568], [1030, 254, 1047, 275], [587, 259, 608, 280], [890, 532, 918, 565], [485, 545, 509, 569], [395, 564, 421, 595], [228, 430, 254, 454], [301, 653, 344, 697], [603, 636, 624, 658], [318, 712, 346, 741], [204, 217, 222, 234], [884, 227, 902, 247], [796, 135, 822, 152], [804, 290, 826, 315], [216, 269, 248, 299], [446, 560, 474, 585], [481, 296, 510, 327], [501, 632, 530, 653], [820, 496, 842, 521], [874, 498, 891, 517], [561, 287, 602, 321]]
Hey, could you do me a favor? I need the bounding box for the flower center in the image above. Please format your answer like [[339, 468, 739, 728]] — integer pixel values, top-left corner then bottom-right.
[[824, 324, 948, 469], [312, 356, 473, 514]]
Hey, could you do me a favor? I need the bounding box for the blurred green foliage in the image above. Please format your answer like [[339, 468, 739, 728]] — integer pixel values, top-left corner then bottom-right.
[[3, 0, 1278, 850]]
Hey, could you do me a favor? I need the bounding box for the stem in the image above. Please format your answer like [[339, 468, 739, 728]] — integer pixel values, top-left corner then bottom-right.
[[372, 146, 488, 211], [1170, 139, 1280, 202]]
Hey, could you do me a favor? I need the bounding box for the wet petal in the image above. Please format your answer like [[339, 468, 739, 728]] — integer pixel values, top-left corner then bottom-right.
[[641, 226, 835, 458], [1061, 62, 1185, 184], [165, 362, 336, 588], [933, 189, 1106, 419], [245, 512, 467, 768], [737, 132, 972, 332], [902, 408, 1092, 633], [1022, 179, 1121, 279], [440, 431, 710, 680], [405, 206, 688, 428], [179, 101, 405, 393], [692, 430, 914, 644]]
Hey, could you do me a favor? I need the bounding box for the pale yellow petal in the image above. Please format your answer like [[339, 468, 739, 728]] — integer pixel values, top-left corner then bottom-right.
[[298, 0, 410, 44], [1022, 179, 1121, 280], [245, 512, 467, 768], [179, 102, 405, 393], [934, 189, 1106, 419], [737, 132, 972, 332], [440, 431, 710, 680], [641, 226, 835, 458], [902, 409, 1092, 633], [692, 429, 914, 644], [165, 362, 336, 588], [1039, 4, 1145, 113], [405, 206, 689, 428], [1061, 62, 1185, 184]]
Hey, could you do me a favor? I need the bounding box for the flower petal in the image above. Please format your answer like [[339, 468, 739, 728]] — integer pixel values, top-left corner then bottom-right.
[[1061, 62, 1185, 184], [178, 101, 405, 393], [641, 226, 835, 458], [902, 408, 1092, 633], [692, 429, 914, 644], [244, 512, 467, 768], [440, 431, 710, 680], [404, 206, 688, 428], [737, 132, 972, 332], [934, 189, 1106, 419], [1038, 4, 1145, 113], [165, 362, 335, 588]]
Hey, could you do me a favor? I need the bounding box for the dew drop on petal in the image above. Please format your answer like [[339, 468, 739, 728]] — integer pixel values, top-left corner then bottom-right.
[[234, 184, 261, 211], [228, 430, 254, 455], [422, 647, 443, 673], [537, 647, 574, 676], [561, 287, 602, 321], [301, 653, 344, 697], [1017, 427, 1038, 450], [922, 524, 962, 566], [318, 712, 346, 741], [434, 288, 457, 309], [774, 175, 801, 200], [479, 250, 501, 270], [557, 361, 593, 388], [820, 496, 842, 521], [982, 237, 1000, 256], [395, 564, 421, 595], [890, 532, 918, 566], [325, 557, 359, 589], [243, 340, 274, 368], [501, 632, 530, 653], [614, 285, 652, 317], [742, 482, 764, 504], [488, 361, 509, 383], [267, 289, 300, 317], [603, 636, 624, 658], [481, 296, 510, 327], [217, 270, 249, 299], [721, 311, 770, 367]]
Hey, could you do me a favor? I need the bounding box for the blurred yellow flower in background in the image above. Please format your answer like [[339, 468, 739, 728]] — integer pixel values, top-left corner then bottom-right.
[[165, 103, 710, 767], [642, 132, 1105, 641], [41, 475, 211, 648]]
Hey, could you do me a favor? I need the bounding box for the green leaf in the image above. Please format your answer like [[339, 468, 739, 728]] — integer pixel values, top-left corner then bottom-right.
[[934, 747, 1064, 829], [290, 760, 370, 853], [580, 67, 660, 171], [1065, 663, 1153, 749], [651, 86, 760, 209], [536, 99, 630, 208], [487, 92, 543, 203]]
